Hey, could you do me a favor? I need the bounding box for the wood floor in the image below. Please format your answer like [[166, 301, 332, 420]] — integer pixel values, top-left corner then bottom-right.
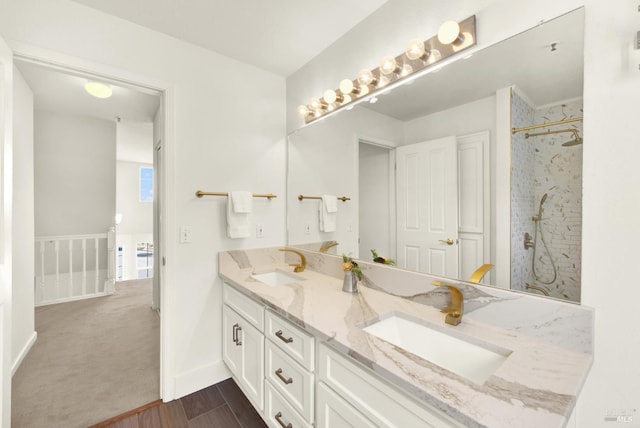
[[91, 378, 267, 428]]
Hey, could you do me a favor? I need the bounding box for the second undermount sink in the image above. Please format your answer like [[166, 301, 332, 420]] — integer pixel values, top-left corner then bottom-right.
[[251, 269, 305, 286], [362, 313, 510, 384]]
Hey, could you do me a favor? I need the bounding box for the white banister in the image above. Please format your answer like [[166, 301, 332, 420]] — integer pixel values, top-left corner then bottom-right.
[[35, 231, 113, 306]]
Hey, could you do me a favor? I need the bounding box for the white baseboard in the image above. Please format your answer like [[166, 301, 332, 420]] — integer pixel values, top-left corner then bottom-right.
[[12, 331, 37, 376], [35, 291, 109, 307], [174, 360, 230, 399]]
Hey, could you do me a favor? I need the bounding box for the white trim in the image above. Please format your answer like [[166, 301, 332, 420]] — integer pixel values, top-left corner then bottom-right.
[[34, 291, 110, 307], [495, 86, 512, 288], [12, 331, 37, 376], [10, 41, 177, 401], [174, 360, 231, 399]]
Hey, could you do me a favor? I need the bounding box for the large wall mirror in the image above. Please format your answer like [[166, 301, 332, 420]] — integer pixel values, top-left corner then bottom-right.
[[286, 8, 584, 302]]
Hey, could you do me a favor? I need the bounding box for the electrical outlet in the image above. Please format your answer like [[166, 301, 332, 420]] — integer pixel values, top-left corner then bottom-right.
[[304, 223, 311, 234], [180, 226, 192, 243], [256, 223, 264, 238]]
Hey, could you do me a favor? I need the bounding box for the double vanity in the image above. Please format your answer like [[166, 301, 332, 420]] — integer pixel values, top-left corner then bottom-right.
[[218, 247, 593, 428]]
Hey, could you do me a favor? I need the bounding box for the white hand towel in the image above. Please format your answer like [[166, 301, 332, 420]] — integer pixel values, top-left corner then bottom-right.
[[319, 195, 338, 232], [227, 191, 252, 238]]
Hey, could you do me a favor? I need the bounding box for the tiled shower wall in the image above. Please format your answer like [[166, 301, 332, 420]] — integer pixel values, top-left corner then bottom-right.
[[511, 89, 583, 302], [510, 90, 536, 292]]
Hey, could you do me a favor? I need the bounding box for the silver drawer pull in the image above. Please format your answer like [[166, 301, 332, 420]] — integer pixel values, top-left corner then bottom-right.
[[275, 368, 293, 385], [275, 411, 292, 428], [235, 325, 242, 346], [232, 323, 239, 344], [275, 330, 293, 344]]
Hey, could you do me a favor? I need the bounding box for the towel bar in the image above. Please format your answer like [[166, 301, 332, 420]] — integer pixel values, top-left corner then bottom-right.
[[298, 194, 350, 202], [195, 191, 277, 199]]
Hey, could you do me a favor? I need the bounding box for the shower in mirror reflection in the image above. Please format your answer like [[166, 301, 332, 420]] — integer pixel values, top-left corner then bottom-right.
[[510, 90, 583, 302]]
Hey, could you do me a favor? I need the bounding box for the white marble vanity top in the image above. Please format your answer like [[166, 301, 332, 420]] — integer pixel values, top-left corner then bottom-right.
[[218, 247, 593, 428]]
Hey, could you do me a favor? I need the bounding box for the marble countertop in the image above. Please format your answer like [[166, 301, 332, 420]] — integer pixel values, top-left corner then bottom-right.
[[218, 247, 593, 428]]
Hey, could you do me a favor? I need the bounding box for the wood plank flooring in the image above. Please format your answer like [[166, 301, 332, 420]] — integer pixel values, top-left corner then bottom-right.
[[91, 378, 266, 428]]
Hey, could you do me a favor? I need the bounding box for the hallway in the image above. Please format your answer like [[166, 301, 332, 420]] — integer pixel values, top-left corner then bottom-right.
[[12, 279, 160, 427]]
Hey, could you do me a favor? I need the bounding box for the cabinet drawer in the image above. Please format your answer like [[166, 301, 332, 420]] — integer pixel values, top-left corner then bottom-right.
[[264, 381, 312, 428], [223, 282, 264, 331], [318, 344, 464, 428], [316, 382, 376, 428], [265, 310, 314, 370], [265, 340, 314, 422]]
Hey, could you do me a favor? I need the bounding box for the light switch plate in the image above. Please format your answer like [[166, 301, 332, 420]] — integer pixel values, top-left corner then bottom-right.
[[180, 226, 192, 243]]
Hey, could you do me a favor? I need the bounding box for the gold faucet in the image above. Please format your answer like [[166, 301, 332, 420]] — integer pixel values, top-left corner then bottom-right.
[[432, 281, 464, 326], [278, 248, 306, 273], [319, 241, 338, 253]]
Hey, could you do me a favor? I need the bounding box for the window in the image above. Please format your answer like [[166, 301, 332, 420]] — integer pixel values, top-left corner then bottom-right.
[[140, 167, 153, 202], [136, 242, 153, 279]]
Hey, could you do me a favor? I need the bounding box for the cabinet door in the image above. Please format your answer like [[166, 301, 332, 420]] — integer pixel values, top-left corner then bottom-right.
[[222, 305, 241, 376], [222, 305, 265, 411], [316, 382, 376, 428]]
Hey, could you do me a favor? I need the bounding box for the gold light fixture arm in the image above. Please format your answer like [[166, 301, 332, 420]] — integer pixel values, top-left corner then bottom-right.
[[512, 117, 583, 134], [524, 128, 577, 139]]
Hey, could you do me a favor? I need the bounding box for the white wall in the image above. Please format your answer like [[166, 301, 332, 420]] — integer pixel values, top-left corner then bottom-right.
[[34, 110, 116, 236], [0, 0, 286, 400], [11, 66, 35, 373], [117, 120, 153, 164], [288, 0, 640, 426], [288, 106, 403, 257]]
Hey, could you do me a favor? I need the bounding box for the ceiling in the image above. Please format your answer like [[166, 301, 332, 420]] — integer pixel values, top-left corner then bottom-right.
[[69, 0, 389, 77], [16, 60, 161, 123]]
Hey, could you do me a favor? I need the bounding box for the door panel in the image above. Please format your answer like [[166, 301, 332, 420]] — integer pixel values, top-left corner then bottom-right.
[[396, 137, 459, 278]]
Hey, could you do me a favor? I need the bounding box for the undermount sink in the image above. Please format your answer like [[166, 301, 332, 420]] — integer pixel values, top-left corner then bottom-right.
[[362, 313, 510, 384], [251, 269, 305, 286]]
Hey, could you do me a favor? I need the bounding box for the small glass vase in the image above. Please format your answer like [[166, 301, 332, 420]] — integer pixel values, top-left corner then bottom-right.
[[342, 270, 358, 293]]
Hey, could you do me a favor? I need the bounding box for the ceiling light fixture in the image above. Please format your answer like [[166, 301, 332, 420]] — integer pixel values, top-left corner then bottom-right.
[[84, 81, 113, 99], [297, 15, 476, 124]]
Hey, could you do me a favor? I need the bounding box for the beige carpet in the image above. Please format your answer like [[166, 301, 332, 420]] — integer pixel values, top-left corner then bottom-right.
[[12, 279, 160, 427]]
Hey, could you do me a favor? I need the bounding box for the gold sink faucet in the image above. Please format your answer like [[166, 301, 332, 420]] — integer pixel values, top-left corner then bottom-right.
[[319, 241, 338, 253], [432, 281, 464, 326], [279, 248, 306, 273]]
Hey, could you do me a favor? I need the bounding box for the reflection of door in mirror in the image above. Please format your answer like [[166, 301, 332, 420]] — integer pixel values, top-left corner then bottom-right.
[[396, 137, 459, 278], [359, 141, 394, 261], [510, 88, 582, 302]]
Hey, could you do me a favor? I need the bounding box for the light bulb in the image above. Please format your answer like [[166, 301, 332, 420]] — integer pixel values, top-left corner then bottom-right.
[[400, 64, 413, 77], [357, 69, 376, 86], [297, 105, 310, 117], [84, 81, 112, 98], [323, 89, 343, 104], [342, 94, 352, 104], [405, 38, 428, 60], [339, 79, 360, 95], [438, 20, 462, 45], [380, 56, 401, 75], [309, 97, 326, 110], [377, 75, 390, 88]]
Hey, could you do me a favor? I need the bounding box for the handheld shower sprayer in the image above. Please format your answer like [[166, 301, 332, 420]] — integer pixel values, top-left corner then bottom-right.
[[533, 193, 548, 222]]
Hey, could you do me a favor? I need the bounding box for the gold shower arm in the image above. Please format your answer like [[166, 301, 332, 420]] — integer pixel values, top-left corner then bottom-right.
[[524, 128, 579, 139], [512, 117, 583, 134]]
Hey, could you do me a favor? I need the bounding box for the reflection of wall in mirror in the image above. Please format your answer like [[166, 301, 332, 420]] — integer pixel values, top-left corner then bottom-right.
[[511, 89, 582, 302], [287, 107, 402, 257]]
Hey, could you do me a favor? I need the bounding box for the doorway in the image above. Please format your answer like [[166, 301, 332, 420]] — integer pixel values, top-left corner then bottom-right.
[[11, 55, 166, 425]]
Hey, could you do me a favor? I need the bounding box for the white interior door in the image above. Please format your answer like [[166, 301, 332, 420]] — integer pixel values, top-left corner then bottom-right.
[[0, 32, 13, 428], [396, 137, 459, 278]]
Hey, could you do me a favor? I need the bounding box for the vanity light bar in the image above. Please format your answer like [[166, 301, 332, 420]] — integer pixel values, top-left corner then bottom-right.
[[298, 15, 476, 124]]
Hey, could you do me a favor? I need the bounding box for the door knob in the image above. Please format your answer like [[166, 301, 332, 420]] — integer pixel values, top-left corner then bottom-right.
[[439, 238, 456, 246]]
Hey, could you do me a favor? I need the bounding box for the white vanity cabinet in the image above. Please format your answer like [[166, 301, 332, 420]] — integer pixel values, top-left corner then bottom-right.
[[263, 309, 315, 428], [222, 283, 265, 412], [317, 343, 466, 428]]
